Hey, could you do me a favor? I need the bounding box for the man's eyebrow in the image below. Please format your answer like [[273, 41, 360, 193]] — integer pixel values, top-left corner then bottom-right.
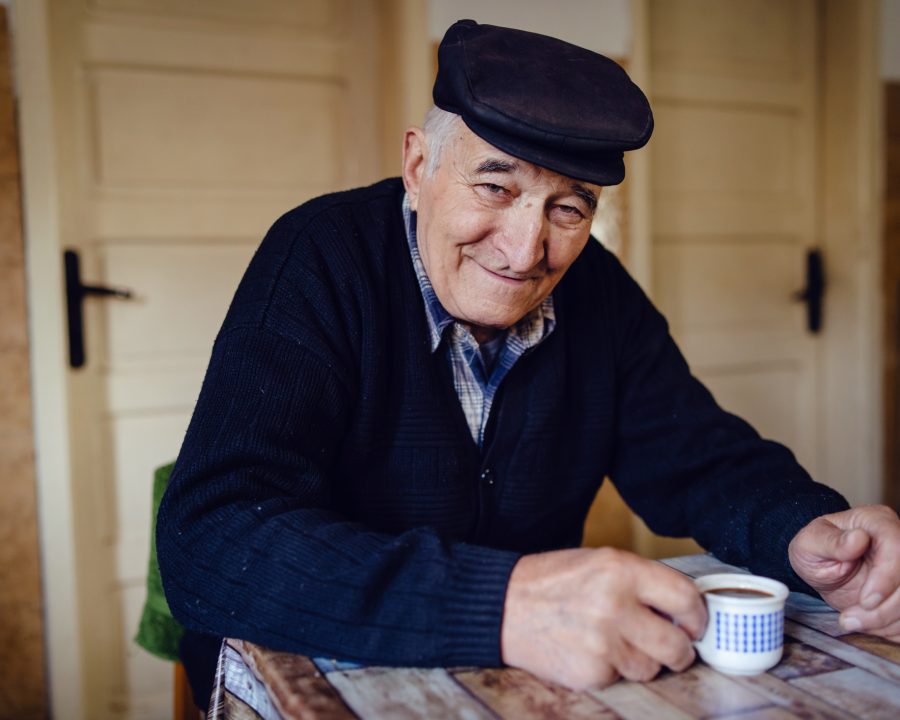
[[571, 184, 598, 214], [475, 158, 519, 174], [473, 159, 598, 213]]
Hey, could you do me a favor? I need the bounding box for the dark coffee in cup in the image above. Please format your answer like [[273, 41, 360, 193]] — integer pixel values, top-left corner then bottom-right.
[[706, 587, 774, 599]]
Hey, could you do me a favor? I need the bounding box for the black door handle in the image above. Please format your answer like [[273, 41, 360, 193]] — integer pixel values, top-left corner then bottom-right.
[[792, 248, 825, 334], [64, 249, 134, 368]]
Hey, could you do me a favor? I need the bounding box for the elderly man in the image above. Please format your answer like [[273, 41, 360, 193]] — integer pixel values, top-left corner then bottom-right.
[[158, 20, 900, 706]]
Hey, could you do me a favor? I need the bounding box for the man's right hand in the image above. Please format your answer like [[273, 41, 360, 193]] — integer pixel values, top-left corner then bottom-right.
[[500, 547, 707, 690]]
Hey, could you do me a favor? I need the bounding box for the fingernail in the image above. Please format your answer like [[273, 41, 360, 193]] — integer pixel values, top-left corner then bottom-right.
[[841, 616, 862, 631], [862, 593, 883, 610]]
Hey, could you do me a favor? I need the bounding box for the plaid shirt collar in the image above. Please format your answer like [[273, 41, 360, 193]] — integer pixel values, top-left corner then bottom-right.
[[401, 194, 555, 354]]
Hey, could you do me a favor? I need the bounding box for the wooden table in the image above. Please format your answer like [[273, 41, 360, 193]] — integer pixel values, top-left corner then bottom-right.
[[207, 554, 900, 719]]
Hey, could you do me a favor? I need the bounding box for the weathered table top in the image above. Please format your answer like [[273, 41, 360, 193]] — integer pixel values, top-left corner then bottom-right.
[[207, 554, 900, 719]]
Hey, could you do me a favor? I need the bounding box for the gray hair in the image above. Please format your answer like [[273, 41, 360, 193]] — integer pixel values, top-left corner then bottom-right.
[[422, 106, 462, 176]]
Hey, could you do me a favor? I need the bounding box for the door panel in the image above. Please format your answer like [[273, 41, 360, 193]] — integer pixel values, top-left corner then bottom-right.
[[650, 0, 804, 79], [92, 70, 347, 189], [101, 242, 256, 366], [655, 243, 806, 333], [89, 0, 340, 26]]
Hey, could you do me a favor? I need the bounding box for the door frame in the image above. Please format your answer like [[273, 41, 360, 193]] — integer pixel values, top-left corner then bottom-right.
[[14, 0, 85, 717], [815, 0, 883, 507]]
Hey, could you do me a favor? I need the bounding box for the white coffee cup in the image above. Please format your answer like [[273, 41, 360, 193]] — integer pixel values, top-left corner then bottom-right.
[[693, 573, 789, 675]]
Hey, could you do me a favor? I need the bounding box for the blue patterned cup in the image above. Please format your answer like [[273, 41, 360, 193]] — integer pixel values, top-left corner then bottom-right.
[[694, 573, 789, 675]]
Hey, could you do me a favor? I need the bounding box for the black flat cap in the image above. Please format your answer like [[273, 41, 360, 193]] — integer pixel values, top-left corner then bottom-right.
[[433, 20, 653, 186]]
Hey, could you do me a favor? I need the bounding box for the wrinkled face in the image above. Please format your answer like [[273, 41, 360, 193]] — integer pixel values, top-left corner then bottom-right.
[[402, 123, 601, 342]]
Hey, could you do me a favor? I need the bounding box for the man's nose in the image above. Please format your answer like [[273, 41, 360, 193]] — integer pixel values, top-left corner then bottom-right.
[[496, 204, 547, 273]]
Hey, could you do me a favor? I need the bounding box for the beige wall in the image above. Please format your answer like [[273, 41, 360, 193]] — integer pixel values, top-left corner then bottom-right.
[[428, 0, 632, 57], [0, 5, 47, 718]]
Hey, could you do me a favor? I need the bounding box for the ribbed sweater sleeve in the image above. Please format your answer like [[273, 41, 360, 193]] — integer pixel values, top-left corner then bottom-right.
[[603, 258, 849, 591], [156, 188, 520, 667]]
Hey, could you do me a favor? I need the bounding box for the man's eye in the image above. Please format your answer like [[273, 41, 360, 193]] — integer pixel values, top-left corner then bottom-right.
[[481, 183, 506, 194], [555, 204, 585, 218]]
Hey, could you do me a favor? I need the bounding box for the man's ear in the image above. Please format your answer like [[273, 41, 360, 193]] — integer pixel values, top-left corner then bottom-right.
[[401, 127, 427, 211]]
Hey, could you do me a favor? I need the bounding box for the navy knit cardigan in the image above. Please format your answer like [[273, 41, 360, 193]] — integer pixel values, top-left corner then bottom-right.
[[157, 178, 847, 671]]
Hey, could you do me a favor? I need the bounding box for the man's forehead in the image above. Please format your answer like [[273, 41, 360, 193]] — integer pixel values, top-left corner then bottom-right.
[[456, 127, 602, 194]]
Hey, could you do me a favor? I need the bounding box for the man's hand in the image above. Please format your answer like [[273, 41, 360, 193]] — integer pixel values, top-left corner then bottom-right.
[[788, 505, 900, 640], [500, 547, 707, 690]]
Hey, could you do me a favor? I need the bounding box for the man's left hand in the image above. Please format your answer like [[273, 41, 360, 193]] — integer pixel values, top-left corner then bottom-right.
[[789, 505, 900, 640]]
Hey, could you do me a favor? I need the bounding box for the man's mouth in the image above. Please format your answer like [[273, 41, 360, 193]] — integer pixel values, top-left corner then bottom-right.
[[479, 265, 538, 284]]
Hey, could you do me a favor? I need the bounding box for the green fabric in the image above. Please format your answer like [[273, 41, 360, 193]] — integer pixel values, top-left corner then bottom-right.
[[134, 462, 183, 661]]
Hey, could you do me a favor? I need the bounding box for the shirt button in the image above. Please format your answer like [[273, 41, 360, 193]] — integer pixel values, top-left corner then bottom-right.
[[480, 468, 496, 486]]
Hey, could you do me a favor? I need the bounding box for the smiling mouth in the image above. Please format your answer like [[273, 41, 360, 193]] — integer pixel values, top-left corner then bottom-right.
[[480, 265, 539, 284]]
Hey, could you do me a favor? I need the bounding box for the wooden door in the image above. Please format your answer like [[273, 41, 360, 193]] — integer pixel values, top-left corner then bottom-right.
[[43, 1, 386, 717], [638, 0, 821, 556]]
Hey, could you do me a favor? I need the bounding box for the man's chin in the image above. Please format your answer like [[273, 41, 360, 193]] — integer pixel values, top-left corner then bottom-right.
[[461, 310, 529, 335]]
